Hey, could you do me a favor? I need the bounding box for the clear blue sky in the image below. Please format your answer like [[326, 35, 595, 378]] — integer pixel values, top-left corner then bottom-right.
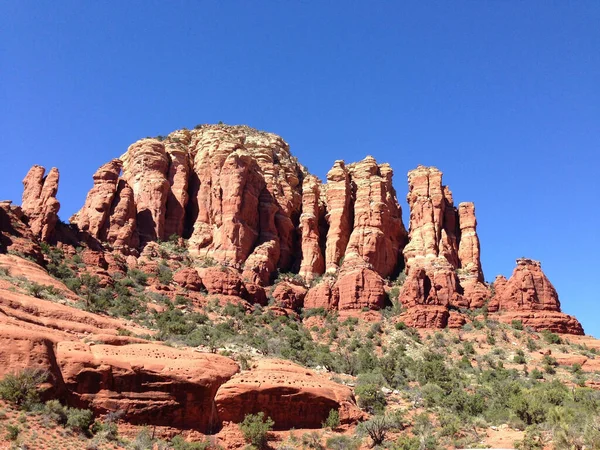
[[1, 1, 598, 336]]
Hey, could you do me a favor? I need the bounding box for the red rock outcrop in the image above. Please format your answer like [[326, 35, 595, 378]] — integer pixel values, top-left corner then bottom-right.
[[298, 175, 325, 282], [489, 258, 583, 334], [198, 266, 244, 297], [214, 359, 363, 430], [104, 179, 139, 249], [270, 282, 307, 311], [343, 157, 406, 278], [400, 166, 490, 326], [57, 342, 239, 432], [323, 161, 353, 273], [304, 277, 339, 310], [21, 165, 60, 242], [70, 159, 122, 239], [121, 139, 171, 244], [0, 201, 44, 262], [164, 131, 191, 238], [188, 127, 303, 280], [336, 267, 386, 311], [173, 267, 203, 291]]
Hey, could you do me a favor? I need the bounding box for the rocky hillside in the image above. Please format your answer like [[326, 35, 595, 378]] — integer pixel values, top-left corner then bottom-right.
[[0, 124, 597, 449]]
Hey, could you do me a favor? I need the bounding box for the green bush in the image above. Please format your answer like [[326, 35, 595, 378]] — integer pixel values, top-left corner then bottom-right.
[[170, 435, 211, 450], [157, 263, 173, 285], [325, 435, 361, 450], [512, 320, 524, 330], [0, 368, 47, 409], [44, 399, 68, 424], [66, 407, 95, 432], [362, 415, 393, 446], [514, 349, 527, 364], [239, 412, 274, 448], [128, 269, 148, 286], [541, 330, 562, 345], [355, 373, 387, 413], [322, 408, 340, 429], [5, 424, 19, 441]]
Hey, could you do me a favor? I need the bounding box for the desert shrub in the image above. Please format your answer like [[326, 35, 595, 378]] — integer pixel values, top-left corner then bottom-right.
[[301, 431, 323, 449], [157, 263, 173, 285], [514, 349, 527, 364], [128, 268, 148, 286], [530, 368, 544, 380], [325, 435, 361, 450], [322, 408, 340, 429], [514, 425, 544, 450], [44, 399, 68, 424], [155, 308, 197, 337], [0, 368, 47, 409], [170, 435, 211, 450], [461, 341, 475, 355], [541, 330, 562, 345], [5, 424, 19, 441], [131, 427, 154, 450], [66, 407, 95, 432], [239, 412, 274, 449], [355, 373, 387, 413], [362, 415, 393, 446], [302, 307, 327, 319], [512, 319, 524, 330]]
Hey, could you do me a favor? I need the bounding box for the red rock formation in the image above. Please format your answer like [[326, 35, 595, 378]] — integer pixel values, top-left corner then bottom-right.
[[188, 127, 303, 276], [489, 258, 583, 334], [104, 180, 139, 249], [198, 266, 244, 296], [304, 277, 339, 310], [173, 267, 203, 291], [164, 131, 191, 238], [121, 139, 170, 244], [324, 161, 353, 273], [270, 282, 307, 310], [457, 202, 483, 281], [344, 157, 406, 278], [57, 342, 239, 432], [0, 201, 44, 263], [214, 359, 363, 430], [21, 165, 60, 241], [336, 267, 386, 311], [298, 175, 325, 282], [70, 159, 122, 239], [400, 166, 490, 326]]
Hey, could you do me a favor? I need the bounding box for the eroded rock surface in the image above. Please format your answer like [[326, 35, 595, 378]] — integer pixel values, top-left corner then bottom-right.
[[21, 165, 60, 241], [489, 259, 583, 334], [214, 359, 363, 430]]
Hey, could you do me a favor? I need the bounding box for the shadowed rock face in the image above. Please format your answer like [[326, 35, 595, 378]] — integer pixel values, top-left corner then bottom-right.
[[14, 124, 583, 334]]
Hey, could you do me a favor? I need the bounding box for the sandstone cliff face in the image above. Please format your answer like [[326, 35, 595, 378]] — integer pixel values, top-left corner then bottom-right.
[[21, 165, 60, 241], [121, 140, 171, 244]]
